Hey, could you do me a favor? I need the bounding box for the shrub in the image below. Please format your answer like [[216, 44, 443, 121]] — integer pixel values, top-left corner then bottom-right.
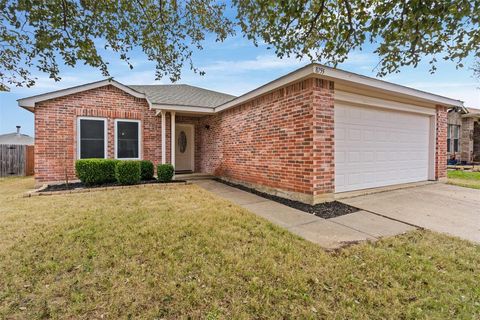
[[75, 159, 118, 186], [157, 164, 174, 182], [139, 160, 154, 180], [115, 161, 141, 185]]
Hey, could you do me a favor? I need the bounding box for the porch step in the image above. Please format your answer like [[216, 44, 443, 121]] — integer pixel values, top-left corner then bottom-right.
[[174, 173, 215, 181]]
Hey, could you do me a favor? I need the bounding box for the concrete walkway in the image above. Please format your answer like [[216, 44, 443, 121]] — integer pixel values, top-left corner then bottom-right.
[[194, 180, 414, 249]]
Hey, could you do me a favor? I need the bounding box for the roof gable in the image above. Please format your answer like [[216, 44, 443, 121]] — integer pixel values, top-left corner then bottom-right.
[[17, 79, 149, 112]]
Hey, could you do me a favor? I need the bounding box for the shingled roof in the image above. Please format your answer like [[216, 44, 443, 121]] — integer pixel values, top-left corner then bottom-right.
[[128, 84, 235, 109], [0, 132, 34, 145], [17, 79, 236, 111]]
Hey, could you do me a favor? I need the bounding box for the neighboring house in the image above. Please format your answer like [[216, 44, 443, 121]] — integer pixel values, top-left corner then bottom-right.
[[0, 126, 34, 177], [0, 126, 34, 145], [447, 107, 480, 164], [18, 64, 463, 204]]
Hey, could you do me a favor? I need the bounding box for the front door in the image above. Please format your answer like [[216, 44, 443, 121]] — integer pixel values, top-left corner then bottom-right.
[[175, 124, 194, 172]]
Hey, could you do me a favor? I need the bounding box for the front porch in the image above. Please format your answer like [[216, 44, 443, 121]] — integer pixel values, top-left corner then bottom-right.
[[154, 109, 218, 175], [174, 172, 215, 181]]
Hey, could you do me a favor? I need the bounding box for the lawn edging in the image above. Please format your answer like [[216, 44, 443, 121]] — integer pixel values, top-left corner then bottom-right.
[[23, 181, 190, 197]]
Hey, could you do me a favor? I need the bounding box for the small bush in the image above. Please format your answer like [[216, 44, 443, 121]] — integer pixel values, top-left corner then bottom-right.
[[75, 159, 118, 186], [157, 164, 174, 182], [115, 161, 141, 185], [139, 160, 154, 180]]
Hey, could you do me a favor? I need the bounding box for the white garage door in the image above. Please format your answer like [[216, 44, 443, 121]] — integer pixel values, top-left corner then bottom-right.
[[335, 103, 431, 193]]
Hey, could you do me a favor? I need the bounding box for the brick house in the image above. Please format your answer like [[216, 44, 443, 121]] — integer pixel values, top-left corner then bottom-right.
[[447, 107, 480, 164], [18, 64, 464, 204]]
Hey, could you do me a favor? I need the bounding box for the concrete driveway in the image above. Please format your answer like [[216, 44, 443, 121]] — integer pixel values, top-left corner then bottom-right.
[[340, 183, 480, 244]]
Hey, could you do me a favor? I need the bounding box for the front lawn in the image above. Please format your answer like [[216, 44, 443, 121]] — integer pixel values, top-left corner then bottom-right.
[[448, 170, 480, 189], [0, 178, 479, 319]]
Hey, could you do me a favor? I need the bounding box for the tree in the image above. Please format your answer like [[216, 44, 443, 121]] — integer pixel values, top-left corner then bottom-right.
[[1, 0, 479, 91], [234, 0, 480, 76], [0, 0, 234, 91]]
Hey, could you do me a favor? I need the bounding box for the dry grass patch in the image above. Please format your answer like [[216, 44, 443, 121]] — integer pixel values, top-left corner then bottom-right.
[[0, 177, 479, 319]]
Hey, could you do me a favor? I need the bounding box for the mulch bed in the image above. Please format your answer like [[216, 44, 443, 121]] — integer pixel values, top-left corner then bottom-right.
[[40, 179, 186, 193], [215, 178, 359, 219]]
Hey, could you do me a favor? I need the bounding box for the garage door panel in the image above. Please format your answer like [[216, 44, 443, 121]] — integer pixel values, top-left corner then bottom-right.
[[335, 103, 430, 193]]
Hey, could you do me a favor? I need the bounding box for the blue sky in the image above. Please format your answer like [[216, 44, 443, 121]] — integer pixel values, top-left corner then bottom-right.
[[1, 32, 479, 136]]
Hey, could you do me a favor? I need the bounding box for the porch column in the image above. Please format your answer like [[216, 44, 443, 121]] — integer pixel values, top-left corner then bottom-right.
[[171, 111, 176, 167], [161, 110, 166, 164]]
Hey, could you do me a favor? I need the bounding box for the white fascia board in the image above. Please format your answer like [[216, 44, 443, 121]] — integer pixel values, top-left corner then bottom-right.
[[314, 64, 464, 108], [151, 104, 215, 114], [214, 63, 463, 113], [17, 79, 152, 109]]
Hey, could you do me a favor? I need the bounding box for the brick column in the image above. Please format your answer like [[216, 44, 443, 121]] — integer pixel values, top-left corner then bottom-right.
[[435, 105, 448, 180], [311, 79, 335, 203]]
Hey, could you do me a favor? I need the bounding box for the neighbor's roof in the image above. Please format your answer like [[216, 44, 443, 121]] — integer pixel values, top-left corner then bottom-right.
[[463, 107, 480, 118], [128, 84, 235, 108], [0, 132, 34, 145]]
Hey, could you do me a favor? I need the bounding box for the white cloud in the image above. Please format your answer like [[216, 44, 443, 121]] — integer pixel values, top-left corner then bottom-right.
[[203, 54, 305, 73], [404, 81, 480, 107], [340, 51, 378, 67]]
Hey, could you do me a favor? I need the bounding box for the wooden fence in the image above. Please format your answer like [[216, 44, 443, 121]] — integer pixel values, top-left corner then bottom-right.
[[0, 144, 34, 177]]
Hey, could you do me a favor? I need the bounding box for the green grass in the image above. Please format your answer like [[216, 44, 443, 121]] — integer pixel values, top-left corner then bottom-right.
[[448, 170, 480, 189], [0, 177, 479, 319]]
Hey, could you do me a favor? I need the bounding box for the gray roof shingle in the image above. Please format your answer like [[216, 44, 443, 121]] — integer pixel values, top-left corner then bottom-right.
[[0, 133, 34, 145], [128, 84, 236, 109]]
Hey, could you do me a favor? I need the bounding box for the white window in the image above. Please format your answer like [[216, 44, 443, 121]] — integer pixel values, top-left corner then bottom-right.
[[115, 119, 141, 159], [77, 117, 107, 159], [447, 124, 460, 153]]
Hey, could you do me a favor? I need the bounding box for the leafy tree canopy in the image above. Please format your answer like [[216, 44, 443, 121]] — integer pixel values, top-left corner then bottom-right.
[[1, 0, 479, 91]]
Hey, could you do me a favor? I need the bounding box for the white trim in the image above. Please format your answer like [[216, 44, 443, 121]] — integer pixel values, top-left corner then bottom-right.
[[170, 111, 176, 168], [161, 111, 166, 164], [151, 104, 215, 114], [335, 90, 437, 116], [428, 116, 436, 180], [214, 63, 463, 113], [18, 79, 153, 109], [77, 117, 108, 159], [114, 119, 142, 160], [314, 65, 463, 108], [175, 123, 195, 171]]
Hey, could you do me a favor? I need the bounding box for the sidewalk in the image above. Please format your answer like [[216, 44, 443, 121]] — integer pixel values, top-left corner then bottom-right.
[[193, 180, 415, 250]]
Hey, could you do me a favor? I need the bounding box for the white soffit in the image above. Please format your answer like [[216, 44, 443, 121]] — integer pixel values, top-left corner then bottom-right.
[[151, 104, 215, 114]]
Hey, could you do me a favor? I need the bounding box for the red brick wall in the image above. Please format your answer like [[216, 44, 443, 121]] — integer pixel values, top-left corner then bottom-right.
[[33, 78, 447, 202], [435, 105, 448, 179], [311, 79, 335, 197], [181, 78, 331, 199], [34, 85, 162, 184]]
